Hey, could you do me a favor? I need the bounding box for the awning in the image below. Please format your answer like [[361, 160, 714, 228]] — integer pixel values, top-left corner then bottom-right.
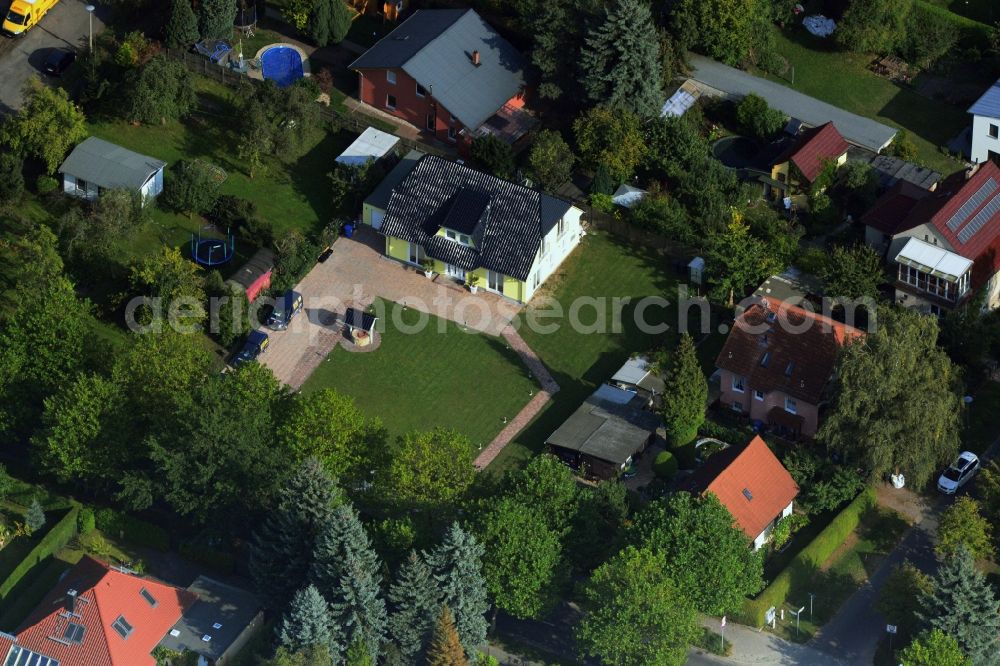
[[894, 237, 972, 281]]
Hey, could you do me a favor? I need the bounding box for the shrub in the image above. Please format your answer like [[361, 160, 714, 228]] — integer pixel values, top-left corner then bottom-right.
[[653, 451, 678, 478], [736, 94, 785, 140], [887, 130, 917, 162], [94, 508, 169, 550], [697, 419, 752, 446], [590, 193, 615, 213], [36, 175, 59, 195], [77, 507, 96, 535], [737, 487, 876, 626]]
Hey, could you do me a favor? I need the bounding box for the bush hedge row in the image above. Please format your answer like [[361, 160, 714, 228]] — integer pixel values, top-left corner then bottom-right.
[[735, 486, 877, 627], [914, 1, 992, 50], [0, 505, 79, 600], [94, 508, 169, 551]]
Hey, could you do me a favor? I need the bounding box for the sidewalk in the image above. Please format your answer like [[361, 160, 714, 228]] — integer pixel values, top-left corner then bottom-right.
[[694, 617, 848, 666]]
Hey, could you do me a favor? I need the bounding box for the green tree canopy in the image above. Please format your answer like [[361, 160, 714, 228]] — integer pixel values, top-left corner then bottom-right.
[[387, 551, 441, 663], [165, 0, 200, 48], [380, 428, 476, 512], [659, 333, 708, 446], [818, 307, 961, 487], [573, 107, 645, 184], [278, 585, 337, 653], [706, 212, 784, 305], [669, 0, 773, 67], [736, 94, 785, 140], [820, 244, 884, 301], [936, 497, 995, 561], [836, 0, 912, 55], [579, 0, 663, 118], [308, 0, 352, 46], [126, 56, 196, 125], [899, 630, 971, 666], [577, 546, 699, 666], [528, 130, 575, 192], [470, 135, 515, 180], [425, 523, 489, 658], [199, 0, 236, 40], [1, 80, 87, 173], [628, 492, 764, 615], [501, 453, 579, 535], [918, 546, 1000, 664], [876, 560, 934, 638]]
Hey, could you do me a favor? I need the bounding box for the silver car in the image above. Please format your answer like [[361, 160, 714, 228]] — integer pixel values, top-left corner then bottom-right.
[[937, 451, 980, 494]]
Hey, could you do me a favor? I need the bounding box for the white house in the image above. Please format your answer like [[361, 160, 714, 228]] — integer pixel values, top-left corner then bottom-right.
[[969, 79, 1000, 164], [58, 137, 166, 205]]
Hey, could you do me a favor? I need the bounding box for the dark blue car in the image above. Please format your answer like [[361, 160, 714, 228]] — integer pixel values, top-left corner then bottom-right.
[[233, 330, 269, 367]]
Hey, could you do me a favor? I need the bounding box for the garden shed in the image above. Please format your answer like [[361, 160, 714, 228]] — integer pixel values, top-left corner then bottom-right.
[[58, 137, 166, 205]]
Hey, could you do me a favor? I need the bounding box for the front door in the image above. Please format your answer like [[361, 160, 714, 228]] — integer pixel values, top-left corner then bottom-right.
[[445, 263, 465, 280], [488, 270, 504, 293], [408, 242, 423, 265]]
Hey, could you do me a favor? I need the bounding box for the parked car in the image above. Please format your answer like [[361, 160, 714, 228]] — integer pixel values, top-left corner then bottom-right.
[[937, 451, 980, 494], [233, 330, 269, 367], [42, 47, 75, 76], [266, 289, 303, 330]]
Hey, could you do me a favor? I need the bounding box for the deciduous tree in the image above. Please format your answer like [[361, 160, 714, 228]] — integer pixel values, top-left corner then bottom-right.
[[0, 80, 87, 173], [628, 493, 764, 615], [899, 630, 971, 666], [161, 159, 220, 215], [0, 153, 25, 206], [659, 333, 707, 446], [818, 307, 961, 487], [278, 389, 377, 482], [836, 0, 912, 55], [877, 560, 934, 638], [528, 130, 575, 192], [669, 0, 773, 67], [381, 428, 476, 512], [706, 211, 784, 305], [577, 546, 699, 666], [126, 56, 196, 124], [736, 94, 785, 140], [579, 0, 663, 118], [573, 107, 644, 184], [936, 497, 995, 561], [918, 546, 1000, 665], [470, 136, 515, 180], [820, 244, 884, 301]]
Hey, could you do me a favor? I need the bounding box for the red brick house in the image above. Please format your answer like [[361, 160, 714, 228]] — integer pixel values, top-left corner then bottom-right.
[[862, 161, 1000, 314], [684, 435, 799, 550], [349, 9, 533, 153], [715, 299, 863, 438]]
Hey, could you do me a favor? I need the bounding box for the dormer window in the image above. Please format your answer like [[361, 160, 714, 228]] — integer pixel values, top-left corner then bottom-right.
[[443, 229, 472, 247], [760, 352, 771, 368], [112, 615, 133, 640], [784, 362, 795, 377]]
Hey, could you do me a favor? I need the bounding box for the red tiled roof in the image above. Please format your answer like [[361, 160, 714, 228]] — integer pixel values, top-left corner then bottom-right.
[[10, 556, 196, 666], [860, 180, 929, 235], [780, 122, 850, 183], [715, 300, 863, 404], [686, 436, 799, 540]]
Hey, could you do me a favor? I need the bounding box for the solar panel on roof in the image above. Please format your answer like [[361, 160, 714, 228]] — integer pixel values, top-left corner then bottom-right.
[[946, 178, 996, 231], [957, 192, 1000, 243]]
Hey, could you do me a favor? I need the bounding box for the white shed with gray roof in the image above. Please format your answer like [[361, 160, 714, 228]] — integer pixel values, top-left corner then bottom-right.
[[58, 137, 166, 205]]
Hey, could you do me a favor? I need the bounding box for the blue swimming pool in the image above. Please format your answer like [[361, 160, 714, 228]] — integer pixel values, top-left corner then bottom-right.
[[260, 45, 304, 88]]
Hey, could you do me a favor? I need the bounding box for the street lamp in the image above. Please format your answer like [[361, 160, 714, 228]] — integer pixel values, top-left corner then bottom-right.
[[85, 5, 95, 53]]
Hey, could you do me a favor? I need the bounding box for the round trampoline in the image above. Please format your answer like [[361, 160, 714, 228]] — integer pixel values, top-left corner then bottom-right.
[[259, 45, 305, 88], [191, 227, 235, 267], [712, 136, 767, 170]]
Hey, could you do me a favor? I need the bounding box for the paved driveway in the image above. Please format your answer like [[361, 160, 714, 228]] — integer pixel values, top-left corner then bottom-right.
[[0, 0, 104, 113], [260, 226, 522, 388]]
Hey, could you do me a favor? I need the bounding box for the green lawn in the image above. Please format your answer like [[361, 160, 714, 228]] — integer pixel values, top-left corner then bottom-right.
[[87, 76, 355, 265], [763, 28, 966, 173], [488, 232, 726, 472], [301, 300, 537, 448], [771, 507, 908, 642]]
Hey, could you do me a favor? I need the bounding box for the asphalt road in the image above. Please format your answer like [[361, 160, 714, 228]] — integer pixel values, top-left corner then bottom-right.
[[0, 0, 104, 113]]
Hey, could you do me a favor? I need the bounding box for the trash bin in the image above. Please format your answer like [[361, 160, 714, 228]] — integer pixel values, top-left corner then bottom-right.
[[343, 224, 354, 239]]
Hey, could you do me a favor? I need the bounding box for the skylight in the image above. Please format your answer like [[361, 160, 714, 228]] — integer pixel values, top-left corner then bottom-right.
[[4, 646, 60, 666], [63, 622, 85, 644], [140, 587, 158, 608], [111, 615, 133, 640], [742, 488, 753, 502]]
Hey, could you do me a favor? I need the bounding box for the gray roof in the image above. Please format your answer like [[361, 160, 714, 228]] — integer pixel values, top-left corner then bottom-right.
[[365, 149, 424, 211], [688, 55, 898, 152], [58, 136, 166, 190], [546, 385, 661, 465], [969, 78, 1000, 119], [350, 9, 525, 131], [378, 155, 574, 281], [159, 576, 262, 662]]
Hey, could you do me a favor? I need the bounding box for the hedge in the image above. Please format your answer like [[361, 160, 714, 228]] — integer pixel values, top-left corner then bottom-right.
[[914, 1, 992, 50], [94, 508, 169, 551], [735, 486, 876, 627], [0, 504, 79, 600]]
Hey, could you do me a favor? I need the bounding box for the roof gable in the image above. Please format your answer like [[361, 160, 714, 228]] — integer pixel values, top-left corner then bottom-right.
[[13, 557, 195, 666], [782, 122, 849, 183], [378, 155, 575, 281], [924, 162, 1000, 261], [969, 78, 1000, 119], [715, 300, 862, 404], [350, 9, 525, 130], [58, 137, 165, 192], [686, 436, 799, 540]]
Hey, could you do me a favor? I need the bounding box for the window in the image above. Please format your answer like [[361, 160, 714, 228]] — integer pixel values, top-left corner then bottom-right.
[[557, 218, 565, 236], [784, 397, 797, 414], [446, 229, 457, 240], [386, 71, 396, 85], [447, 126, 457, 142], [459, 234, 471, 245], [991, 124, 999, 139], [140, 587, 158, 608], [784, 362, 795, 377], [426, 114, 435, 131], [732, 375, 745, 393], [742, 488, 753, 501], [930, 304, 942, 317], [415, 83, 427, 97], [112, 615, 133, 640], [63, 622, 85, 644], [75, 178, 89, 193], [732, 401, 743, 412], [386, 94, 396, 110], [539, 237, 547, 257], [759, 352, 771, 368], [754, 390, 764, 401]]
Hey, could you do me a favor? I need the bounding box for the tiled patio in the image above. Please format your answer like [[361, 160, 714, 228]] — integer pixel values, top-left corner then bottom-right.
[[260, 225, 523, 388]]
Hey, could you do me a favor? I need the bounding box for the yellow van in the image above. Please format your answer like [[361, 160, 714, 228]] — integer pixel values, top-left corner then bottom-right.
[[2, 0, 60, 37]]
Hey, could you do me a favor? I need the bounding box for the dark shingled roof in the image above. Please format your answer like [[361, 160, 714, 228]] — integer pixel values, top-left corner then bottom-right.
[[349, 9, 526, 130], [379, 155, 573, 281]]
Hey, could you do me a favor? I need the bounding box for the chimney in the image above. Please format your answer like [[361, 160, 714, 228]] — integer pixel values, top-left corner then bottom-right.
[[966, 163, 981, 180], [471, 50, 481, 66]]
